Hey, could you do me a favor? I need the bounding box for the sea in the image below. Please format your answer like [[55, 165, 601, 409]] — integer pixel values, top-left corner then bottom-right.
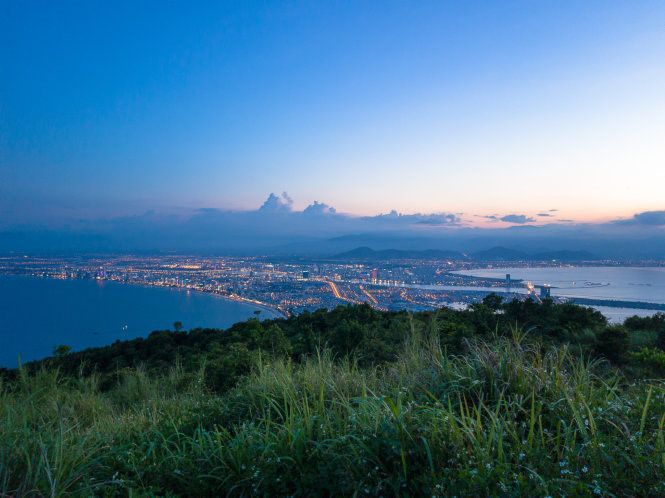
[[454, 266, 665, 322], [0, 275, 280, 368], [3, 267, 664, 368], [455, 266, 665, 303]]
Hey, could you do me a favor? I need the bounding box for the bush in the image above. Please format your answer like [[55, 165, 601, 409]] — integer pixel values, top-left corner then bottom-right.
[[630, 347, 665, 376], [595, 325, 630, 363]]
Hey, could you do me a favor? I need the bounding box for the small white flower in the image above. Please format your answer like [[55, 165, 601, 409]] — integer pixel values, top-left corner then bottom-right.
[[582, 466, 588, 473]]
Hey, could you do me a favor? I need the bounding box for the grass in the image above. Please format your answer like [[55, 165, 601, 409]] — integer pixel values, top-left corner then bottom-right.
[[2, 329, 665, 496]]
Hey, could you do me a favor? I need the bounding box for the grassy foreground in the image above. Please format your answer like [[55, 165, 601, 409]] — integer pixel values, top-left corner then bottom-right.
[[2, 325, 665, 496]]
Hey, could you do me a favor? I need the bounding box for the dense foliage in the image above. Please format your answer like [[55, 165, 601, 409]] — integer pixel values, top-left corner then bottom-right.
[[2, 297, 665, 496]]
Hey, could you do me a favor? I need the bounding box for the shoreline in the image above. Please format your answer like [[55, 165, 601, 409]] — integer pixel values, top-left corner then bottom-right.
[[0, 273, 289, 321], [91, 278, 291, 320], [2, 271, 663, 320]]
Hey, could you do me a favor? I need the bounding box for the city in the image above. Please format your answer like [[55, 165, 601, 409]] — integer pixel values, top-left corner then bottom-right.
[[3, 253, 657, 318]]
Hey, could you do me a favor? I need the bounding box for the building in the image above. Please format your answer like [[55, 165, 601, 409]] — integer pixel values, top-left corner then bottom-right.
[[540, 285, 551, 299], [372, 268, 378, 281]]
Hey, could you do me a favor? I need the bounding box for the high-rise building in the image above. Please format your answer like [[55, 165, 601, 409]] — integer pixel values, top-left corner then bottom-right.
[[540, 285, 551, 299], [372, 268, 378, 281]]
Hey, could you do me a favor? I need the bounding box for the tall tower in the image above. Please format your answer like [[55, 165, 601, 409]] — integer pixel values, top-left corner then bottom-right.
[[372, 268, 378, 281]]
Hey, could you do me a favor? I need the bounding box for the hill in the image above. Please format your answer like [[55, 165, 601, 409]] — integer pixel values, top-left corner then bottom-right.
[[531, 249, 597, 261], [2, 300, 665, 495], [331, 246, 466, 260], [472, 246, 597, 261], [471, 246, 528, 261], [331, 246, 597, 262]]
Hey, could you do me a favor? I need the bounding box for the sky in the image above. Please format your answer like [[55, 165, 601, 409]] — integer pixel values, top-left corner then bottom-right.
[[1, 1, 665, 231]]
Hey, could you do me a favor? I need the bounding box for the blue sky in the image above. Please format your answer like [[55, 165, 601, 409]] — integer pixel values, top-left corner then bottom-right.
[[2, 1, 664, 228]]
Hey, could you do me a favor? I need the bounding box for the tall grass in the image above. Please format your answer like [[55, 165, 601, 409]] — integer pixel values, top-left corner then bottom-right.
[[2, 329, 665, 496]]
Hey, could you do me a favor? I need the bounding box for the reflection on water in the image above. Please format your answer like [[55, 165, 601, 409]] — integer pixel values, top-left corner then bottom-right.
[[455, 267, 665, 304], [590, 306, 662, 324]]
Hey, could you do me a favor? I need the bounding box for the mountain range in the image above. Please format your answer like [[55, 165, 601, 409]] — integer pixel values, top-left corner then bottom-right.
[[331, 246, 597, 262]]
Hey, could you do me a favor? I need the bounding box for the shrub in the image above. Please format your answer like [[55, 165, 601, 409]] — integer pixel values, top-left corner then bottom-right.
[[595, 325, 630, 363]]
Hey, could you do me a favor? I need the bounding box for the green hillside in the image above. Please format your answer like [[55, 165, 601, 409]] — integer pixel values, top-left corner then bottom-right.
[[2, 296, 665, 496]]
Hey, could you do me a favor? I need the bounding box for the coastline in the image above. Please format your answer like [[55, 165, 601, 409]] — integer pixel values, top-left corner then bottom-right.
[[201, 291, 288, 319], [134, 284, 289, 320], [0, 274, 289, 367], [0, 273, 289, 321]]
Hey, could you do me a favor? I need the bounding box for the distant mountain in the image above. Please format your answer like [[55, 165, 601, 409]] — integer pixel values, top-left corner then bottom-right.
[[473, 246, 598, 261], [332, 246, 598, 262], [471, 247, 528, 261], [531, 250, 596, 261], [331, 246, 466, 261]]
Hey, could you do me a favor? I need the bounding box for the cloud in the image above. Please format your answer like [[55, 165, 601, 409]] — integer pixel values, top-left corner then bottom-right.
[[500, 214, 535, 224], [365, 210, 461, 227], [3, 194, 665, 258], [413, 213, 461, 226], [612, 210, 665, 226], [537, 213, 553, 217], [281, 191, 293, 207], [259, 192, 293, 212], [373, 210, 401, 219], [549, 209, 558, 212], [303, 201, 337, 216]]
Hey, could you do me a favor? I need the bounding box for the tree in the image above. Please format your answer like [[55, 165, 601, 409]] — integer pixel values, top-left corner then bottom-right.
[[596, 325, 630, 363], [52, 344, 72, 357], [265, 324, 291, 357], [482, 293, 503, 311], [173, 321, 183, 331]]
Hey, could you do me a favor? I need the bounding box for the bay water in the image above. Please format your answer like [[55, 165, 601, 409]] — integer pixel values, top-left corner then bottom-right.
[[0, 275, 279, 367]]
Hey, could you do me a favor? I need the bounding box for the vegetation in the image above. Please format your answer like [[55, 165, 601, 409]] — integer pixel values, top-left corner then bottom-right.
[[2, 297, 665, 496]]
